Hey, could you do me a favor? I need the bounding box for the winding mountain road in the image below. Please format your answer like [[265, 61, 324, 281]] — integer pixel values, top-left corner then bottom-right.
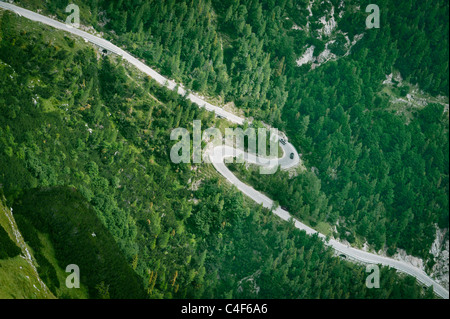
[[1, 1, 448, 299]]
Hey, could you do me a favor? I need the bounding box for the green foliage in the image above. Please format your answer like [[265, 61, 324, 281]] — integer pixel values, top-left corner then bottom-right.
[[183, 178, 430, 299], [13, 187, 146, 299], [282, 56, 448, 258], [0, 3, 443, 299]]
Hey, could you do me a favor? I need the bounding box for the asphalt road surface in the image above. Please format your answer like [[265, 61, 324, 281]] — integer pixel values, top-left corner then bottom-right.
[[1, 1, 448, 299]]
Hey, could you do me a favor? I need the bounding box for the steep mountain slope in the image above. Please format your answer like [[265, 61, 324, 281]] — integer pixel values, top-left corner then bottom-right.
[[12, 187, 146, 299], [7, 0, 448, 264], [0, 198, 55, 299], [0, 5, 443, 299]]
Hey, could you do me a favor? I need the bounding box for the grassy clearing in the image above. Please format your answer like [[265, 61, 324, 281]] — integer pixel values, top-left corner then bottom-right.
[[315, 221, 332, 237], [35, 232, 89, 299], [0, 199, 55, 299], [0, 256, 49, 299]]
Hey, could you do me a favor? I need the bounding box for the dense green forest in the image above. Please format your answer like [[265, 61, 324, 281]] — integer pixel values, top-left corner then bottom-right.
[[12, 0, 448, 262], [0, 10, 436, 298], [24, 0, 447, 111]]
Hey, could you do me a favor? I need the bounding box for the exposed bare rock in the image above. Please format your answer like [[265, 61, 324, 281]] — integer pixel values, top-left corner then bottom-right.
[[430, 226, 449, 290]]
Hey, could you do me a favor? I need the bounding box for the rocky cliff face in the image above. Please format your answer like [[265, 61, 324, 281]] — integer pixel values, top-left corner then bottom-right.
[[294, 0, 364, 69], [430, 226, 449, 290]]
